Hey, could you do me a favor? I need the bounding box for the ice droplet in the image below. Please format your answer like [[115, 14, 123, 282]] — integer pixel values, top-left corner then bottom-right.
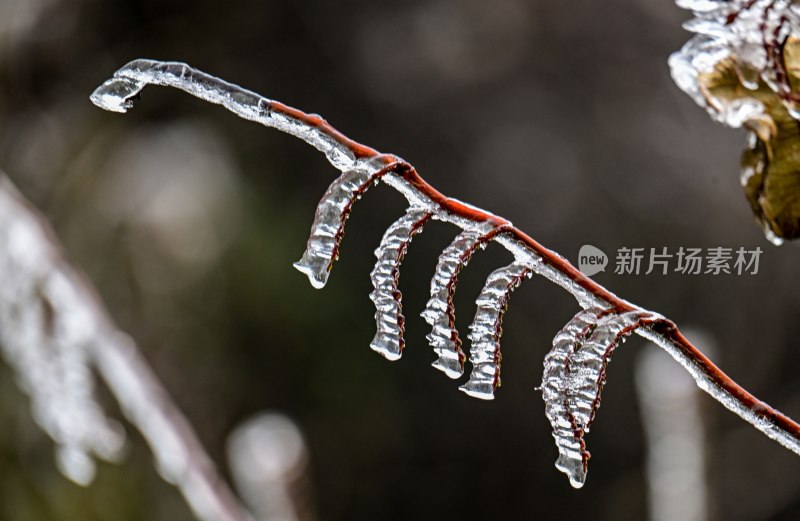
[[421, 227, 506, 378], [541, 308, 647, 488], [369, 207, 432, 360], [764, 227, 785, 246], [459, 262, 531, 400], [90, 77, 145, 113]]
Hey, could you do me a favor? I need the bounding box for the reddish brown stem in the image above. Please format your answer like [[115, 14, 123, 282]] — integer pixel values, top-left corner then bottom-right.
[[265, 97, 800, 442]]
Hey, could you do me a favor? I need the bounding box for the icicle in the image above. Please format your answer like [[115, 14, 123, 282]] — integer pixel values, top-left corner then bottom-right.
[[294, 166, 389, 288], [421, 227, 509, 378], [369, 208, 432, 360], [0, 178, 125, 485], [541, 308, 606, 489], [459, 262, 531, 399], [568, 311, 646, 428], [541, 309, 647, 488]]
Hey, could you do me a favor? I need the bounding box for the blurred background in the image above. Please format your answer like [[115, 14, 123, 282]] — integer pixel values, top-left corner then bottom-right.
[[1, 0, 799, 519]]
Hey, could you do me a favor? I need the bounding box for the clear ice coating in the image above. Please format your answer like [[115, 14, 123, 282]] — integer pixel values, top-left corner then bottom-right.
[[294, 168, 381, 288], [421, 228, 496, 378], [90, 59, 360, 171], [460, 262, 531, 399], [369, 208, 432, 360], [0, 177, 125, 485], [541, 309, 645, 488], [670, 0, 800, 125]]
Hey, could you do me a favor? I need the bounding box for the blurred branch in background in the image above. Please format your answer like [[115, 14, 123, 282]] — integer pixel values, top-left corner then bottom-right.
[[0, 172, 258, 521], [637, 329, 713, 521]]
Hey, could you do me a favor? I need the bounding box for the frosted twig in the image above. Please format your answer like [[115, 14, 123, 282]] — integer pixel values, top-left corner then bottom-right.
[[91, 59, 800, 486], [0, 174, 253, 521]]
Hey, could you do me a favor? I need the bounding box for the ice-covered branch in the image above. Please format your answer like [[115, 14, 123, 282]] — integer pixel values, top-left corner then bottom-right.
[[92, 59, 800, 487], [0, 174, 253, 521]]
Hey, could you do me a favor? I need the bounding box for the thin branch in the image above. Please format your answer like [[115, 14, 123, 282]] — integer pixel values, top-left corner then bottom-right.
[[91, 59, 800, 464], [0, 174, 253, 521]]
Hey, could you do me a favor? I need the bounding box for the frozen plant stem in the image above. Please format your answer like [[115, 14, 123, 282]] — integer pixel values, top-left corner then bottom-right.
[[92, 59, 800, 487], [0, 175, 253, 521]]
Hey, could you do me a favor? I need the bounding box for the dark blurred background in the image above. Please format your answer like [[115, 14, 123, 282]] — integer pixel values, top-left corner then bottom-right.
[[1, 0, 799, 520]]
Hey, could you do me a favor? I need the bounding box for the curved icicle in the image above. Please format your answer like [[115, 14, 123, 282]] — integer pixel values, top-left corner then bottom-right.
[[541, 308, 605, 489], [459, 261, 532, 399], [294, 166, 388, 288], [542, 309, 647, 489], [421, 227, 509, 378], [369, 208, 433, 361], [568, 311, 647, 428]]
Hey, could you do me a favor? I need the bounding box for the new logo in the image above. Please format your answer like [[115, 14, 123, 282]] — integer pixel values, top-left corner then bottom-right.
[[578, 245, 608, 277]]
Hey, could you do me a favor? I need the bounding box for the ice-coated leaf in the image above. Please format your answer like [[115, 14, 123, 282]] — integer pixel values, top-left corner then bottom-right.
[[421, 227, 509, 378], [294, 165, 389, 288], [671, 0, 800, 124], [541, 308, 647, 488], [369, 207, 433, 361], [459, 261, 532, 400]]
